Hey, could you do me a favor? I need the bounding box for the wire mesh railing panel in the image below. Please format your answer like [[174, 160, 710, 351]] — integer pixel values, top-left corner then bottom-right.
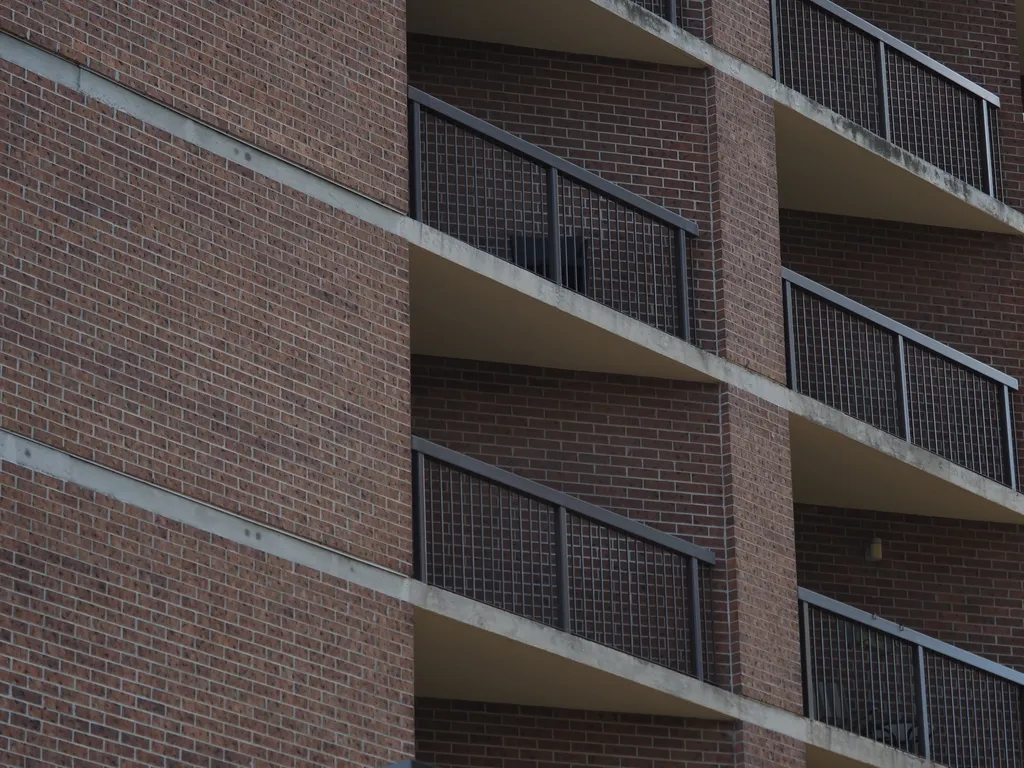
[[418, 107, 549, 266], [775, 0, 882, 133], [784, 270, 1018, 488], [409, 89, 697, 341], [557, 175, 681, 335], [803, 603, 921, 752], [886, 48, 986, 193], [904, 343, 1006, 484], [413, 439, 717, 680], [926, 653, 1024, 767], [771, 0, 1002, 197], [788, 283, 901, 435], [566, 513, 694, 674], [802, 591, 1024, 764], [421, 456, 559, 627]]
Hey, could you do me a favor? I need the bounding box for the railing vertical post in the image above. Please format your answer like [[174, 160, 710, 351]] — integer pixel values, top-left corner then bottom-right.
[[675, 227, 691, 342], [801, 600, 816, 720], [1001, 385, 1017, 490], [876, 40, 891, 142], [412, 449, 427, 582], [688, 557, 704, 682], [914, 644, 932, 760], [770, 0, 782, 81], [981, 100, 996, 197], [783, 279, 797, 390], [555, 506, 570, 632], [547, 166, 562, 285], [895, 335, 912, 441], [408, 100, 422, 221], [665, 0, 677, 25]]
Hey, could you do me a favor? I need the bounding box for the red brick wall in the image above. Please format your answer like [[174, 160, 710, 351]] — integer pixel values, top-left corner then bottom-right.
[[0, 463, 415, 766], [705, 0, 774, 75], [735, 724, 806, 768], [407, 35, 721, 350], [796, 504, 1024, 670], [708, 76, 784, 382], [720, 388, 801, 712], [0, 61, 411, 570], [415, 699, 735, 767], [1, 0, 407, 209], [836, 0, 1024, 208], [780, 210, 1024, 479]]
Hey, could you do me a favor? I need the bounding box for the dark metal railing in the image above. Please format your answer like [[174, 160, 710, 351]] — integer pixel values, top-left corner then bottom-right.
[[801, 589, 1024, 763], [771, 0, 1003, 198], [408, 88, 700, 341], [411, 437, 716, 679], [632, 0, 683, 26], [783, 269, 1019, 488]]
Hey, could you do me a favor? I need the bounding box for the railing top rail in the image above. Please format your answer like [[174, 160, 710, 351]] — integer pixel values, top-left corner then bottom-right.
[[799, 588, 1024, 687], [412, 436, 716, 565], [803, 0, 1000, 107], [408, 87, 700, 236], [782, 268, 1019, 390]]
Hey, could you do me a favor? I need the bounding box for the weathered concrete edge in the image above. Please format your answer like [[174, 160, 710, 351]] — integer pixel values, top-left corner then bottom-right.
[[0, 32, 408, 237], [0, 427, 933, 768], [3, 30, 1019, 520], [589, 0, 1024, 234]]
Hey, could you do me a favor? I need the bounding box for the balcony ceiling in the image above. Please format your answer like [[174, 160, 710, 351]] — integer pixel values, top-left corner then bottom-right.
[[415, 609, 723, 716], [406, 0, 705, 67], [409, 242, 716, 382], [789, 412, 1023, 523], [775, 102, 1020, 234]]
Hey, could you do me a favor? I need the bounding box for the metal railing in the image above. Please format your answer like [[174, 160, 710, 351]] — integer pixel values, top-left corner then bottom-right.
[[801, 589, 1024, 763], [770, 0, 1003, 198], [408, 88, 700, 341], [632, 0, 683, 26], [411, 437, 716, 679], [783, 269, 1019, 488]]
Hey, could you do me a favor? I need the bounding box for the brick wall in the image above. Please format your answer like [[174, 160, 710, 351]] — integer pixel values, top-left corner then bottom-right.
[[837, 0, 1024, 208], [708, 75, 784, 382], [407, 35, 722, 350], [796, 504, 1024, 670], [415, 699, 735, 767], [0, 463, 415, 766], [720, 387, 801, 712], [780, 210, 1024, 480], [704, 0, 774, 75], [1, 0, 407, 209], [1, 61, 411, 570]]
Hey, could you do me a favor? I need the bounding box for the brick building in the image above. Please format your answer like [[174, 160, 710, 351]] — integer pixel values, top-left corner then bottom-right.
[[3, 0, 1024, 767]]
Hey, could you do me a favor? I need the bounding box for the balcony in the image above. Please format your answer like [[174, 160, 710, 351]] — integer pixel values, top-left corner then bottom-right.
[[783, 268, 1021, 517], [410, 437, 716, 682], [771, 0, 1017, 232], [407, 88, 711, 377], [801, 589, 1024, 764]]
